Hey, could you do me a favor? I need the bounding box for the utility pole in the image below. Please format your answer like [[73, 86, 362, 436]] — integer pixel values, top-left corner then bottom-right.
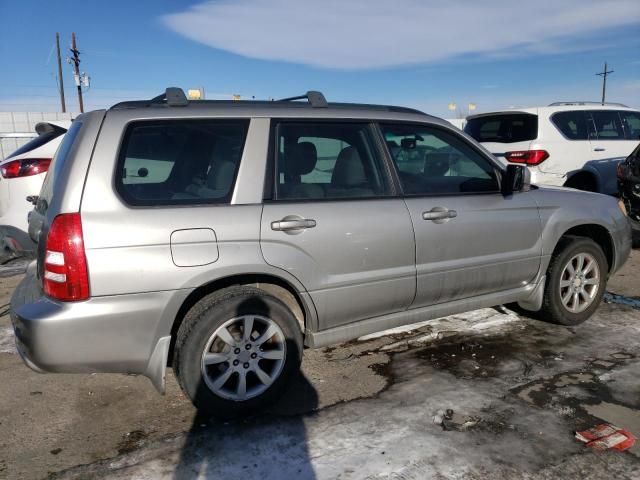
[[55, 33, 66, 113], [69, 32, 84, 113], [596, 62, 614, 105]]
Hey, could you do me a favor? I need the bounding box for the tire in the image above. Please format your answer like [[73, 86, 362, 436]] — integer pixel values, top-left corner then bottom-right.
[[173, 286, 303, 418], [539, 237, 607, 326]]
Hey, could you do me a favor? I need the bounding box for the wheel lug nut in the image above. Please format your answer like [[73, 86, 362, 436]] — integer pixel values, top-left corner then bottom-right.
[[245, 344, 252, 350], [234, 348, 241, 354], [233, 360, 239, 366], [251, 353, 257, 359], [243, 363, 250, 369]]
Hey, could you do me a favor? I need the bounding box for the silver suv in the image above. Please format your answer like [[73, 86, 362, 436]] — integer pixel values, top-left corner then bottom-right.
[[11, 89, 631, 417]]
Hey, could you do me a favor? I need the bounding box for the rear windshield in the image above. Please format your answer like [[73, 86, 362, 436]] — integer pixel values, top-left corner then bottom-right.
[[6, 127, 65, 159], [35, 121, 82, 215], [464, 113, 538, 143]]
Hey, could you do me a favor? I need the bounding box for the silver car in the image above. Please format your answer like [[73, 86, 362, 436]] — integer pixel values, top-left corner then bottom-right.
[[11, 89, 632, 418]]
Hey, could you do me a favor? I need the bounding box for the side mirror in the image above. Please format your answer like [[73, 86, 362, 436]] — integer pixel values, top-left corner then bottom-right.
[[502, 164, 531, 195]]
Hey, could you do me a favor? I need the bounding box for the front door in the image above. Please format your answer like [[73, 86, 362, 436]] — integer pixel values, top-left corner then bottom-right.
[[379, 122, 542, 308], [260, 121, 416, 330]]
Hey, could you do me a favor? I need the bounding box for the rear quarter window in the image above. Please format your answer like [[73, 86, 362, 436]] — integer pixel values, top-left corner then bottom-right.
[[464, 113, 538, 143], [115, 119, 249, 206], [550, 111, 590, 140]]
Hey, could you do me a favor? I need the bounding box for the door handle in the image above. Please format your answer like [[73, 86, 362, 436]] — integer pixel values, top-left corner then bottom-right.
[[422, 208, 457, 222], [271, 218, 317, 231], [593, 147, 606, 152]]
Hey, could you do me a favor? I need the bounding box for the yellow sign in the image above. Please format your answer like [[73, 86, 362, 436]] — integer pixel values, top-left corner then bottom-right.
[[232, 94, 241, 101], [187, 88, 203, 100], [448, 103, 456, 111]]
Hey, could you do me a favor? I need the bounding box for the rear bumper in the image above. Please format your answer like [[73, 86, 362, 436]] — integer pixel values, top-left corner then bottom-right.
[[10, 271, 191, 393]]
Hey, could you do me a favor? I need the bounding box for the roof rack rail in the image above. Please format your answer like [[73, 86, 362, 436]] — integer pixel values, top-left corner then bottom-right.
[[278, 91, 328, 108], [110, 87, 189, 109], [549, 101, 629, 107]]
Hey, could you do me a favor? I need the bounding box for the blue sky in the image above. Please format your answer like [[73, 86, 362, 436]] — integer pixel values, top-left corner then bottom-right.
[[0, 0, 639, 117]]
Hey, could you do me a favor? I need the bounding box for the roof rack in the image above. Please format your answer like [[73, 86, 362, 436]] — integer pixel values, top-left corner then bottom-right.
[[549, 101, 629, 107], [278, 91, 328, 108]]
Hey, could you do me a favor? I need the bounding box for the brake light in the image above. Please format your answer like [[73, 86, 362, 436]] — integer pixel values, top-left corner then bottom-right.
[[0, 158, 51, 178], [504, 150, 549, 166], [43, 213, 89, 301]]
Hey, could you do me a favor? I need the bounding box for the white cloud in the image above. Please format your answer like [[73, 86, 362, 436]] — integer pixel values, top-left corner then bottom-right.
[[162, 0, 640, 69]]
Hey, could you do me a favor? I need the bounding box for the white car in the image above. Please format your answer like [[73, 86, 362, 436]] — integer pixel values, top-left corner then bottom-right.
[[0, 121, 69, 255], [464, 103, 640, 194]]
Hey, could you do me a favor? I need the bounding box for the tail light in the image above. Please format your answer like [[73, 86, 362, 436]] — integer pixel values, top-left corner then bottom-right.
[[43, 213, 89, 301], [617, 161, 628, 180], [504, 150, 549, 166], [1, 158, 51, 178]]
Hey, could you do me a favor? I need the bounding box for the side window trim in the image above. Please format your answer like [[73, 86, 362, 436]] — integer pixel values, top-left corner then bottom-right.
[[376, 121, 504, 198], [267, 119, 397, 202]]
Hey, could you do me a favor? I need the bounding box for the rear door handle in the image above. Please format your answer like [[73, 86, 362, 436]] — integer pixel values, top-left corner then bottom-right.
[[422, 208, 457, 222], [271, 218, 317, 231], [594, 147, 606, 152]]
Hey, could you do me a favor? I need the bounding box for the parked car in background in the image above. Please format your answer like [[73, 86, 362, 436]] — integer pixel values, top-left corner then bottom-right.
[[0, 121, 69, 256], [11, 89, 631, 418], [618, 141, 640, 232], [464, 103, 640, 194]]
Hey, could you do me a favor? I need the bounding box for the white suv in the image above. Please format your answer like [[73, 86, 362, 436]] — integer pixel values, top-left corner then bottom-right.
[[0, 121, 69, 256], [464, 103, 640, 194]]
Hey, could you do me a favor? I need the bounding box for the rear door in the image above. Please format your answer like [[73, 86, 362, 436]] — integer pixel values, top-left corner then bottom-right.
[[381, 122, 541, 308], [588, 110, 636, 194], [260, 121, 416, 330]]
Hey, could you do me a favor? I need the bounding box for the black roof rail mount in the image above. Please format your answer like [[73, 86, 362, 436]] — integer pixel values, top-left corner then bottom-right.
[[152, 87, 189, 107], [279, 91, 328, 108]]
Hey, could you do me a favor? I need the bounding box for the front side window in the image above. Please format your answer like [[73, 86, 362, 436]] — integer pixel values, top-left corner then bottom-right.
[[116, 120, 248, 206], [381, 123, 500, 195], [551, 111, 589, 140], [590, 111, 625, 140], [619, 111, 640, 140], [275, 122, 390, 200]]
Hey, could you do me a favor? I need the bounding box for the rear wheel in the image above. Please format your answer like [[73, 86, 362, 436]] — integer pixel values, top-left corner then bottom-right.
[[539, 237, 607, 325], [173, 286, 303, 418]]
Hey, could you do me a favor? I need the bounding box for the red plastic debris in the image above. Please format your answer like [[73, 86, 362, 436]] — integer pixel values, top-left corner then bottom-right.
[[575, 424, 636, 452]]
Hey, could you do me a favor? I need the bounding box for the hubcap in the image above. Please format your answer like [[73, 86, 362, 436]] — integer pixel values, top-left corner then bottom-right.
[[559, 252, 600, 314], [201, 315, 286, 401]]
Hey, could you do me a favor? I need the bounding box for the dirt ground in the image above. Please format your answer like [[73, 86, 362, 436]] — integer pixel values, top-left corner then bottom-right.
[[0, 249, 639, 479]]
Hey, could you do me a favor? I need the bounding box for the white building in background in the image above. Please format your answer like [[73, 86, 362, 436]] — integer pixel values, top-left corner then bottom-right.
[[0, 112, 75, 159]]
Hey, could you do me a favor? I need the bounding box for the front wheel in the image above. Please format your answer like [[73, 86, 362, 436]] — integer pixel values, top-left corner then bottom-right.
[[173, 286, 303, 418], [539, 237, 607, 326]]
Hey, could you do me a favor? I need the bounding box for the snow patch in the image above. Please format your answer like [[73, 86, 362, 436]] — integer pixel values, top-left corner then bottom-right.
[[0, 326, 16, 354]]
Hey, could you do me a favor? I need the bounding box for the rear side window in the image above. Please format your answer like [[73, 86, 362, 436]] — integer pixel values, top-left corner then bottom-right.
[[116, 120, 248, 206], [274, 122, 391, 200], [464, 114, 537, 143], [620, 111, 640, 140], [590, 111, 625, 140], [551, 111, 590, 140]]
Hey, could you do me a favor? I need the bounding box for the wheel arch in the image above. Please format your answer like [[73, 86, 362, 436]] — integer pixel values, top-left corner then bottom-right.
[[563, 169, 600, 192], [553, 224, 614, 273], [167, 273, 313, 365]]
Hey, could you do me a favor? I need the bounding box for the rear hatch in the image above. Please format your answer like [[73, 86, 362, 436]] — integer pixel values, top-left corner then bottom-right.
[[464, 112, 538, 161]]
